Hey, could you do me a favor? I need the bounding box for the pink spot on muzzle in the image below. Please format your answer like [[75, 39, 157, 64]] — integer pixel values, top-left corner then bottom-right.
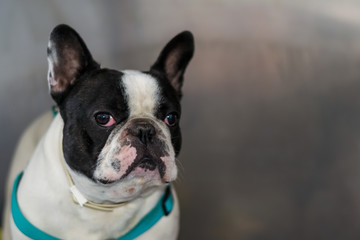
[[160, 156, 176, 182], [119, 145, 137, 162], [101, 145, 138, 182], [114, 145, 138, 177]]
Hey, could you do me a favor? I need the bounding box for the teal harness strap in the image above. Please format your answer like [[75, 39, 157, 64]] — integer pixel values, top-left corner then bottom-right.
[[115, 186, 173, 240], [51, 106, 59, 117], [11, 172, 174, 240]]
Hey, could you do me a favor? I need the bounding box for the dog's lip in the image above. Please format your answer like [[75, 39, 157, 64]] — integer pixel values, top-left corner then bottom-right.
[[136, 157, 157, 170], [95, 157, 166, 185], [96, 178, 117, 185], [121, 156, 166, 179]]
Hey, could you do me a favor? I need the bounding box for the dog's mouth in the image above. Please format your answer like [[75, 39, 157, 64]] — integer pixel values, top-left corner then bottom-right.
[[122, 156, 166, 180], [96, 156, 167, 185], [137, 157, 157, 171]]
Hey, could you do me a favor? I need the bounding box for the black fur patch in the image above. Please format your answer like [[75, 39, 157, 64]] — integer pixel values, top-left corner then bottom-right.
[[60, 69, 129, 180]]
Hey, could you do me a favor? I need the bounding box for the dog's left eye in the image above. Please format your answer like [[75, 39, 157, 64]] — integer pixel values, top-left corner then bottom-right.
[[95, 113, 116, 127], [164, 113, 178, 127]]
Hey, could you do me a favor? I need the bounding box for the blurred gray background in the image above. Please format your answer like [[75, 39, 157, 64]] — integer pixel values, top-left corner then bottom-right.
[[2, 0, 360, 239]]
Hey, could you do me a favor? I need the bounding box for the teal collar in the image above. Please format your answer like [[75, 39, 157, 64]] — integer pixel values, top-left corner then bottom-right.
[[11, 172, 174, 240]]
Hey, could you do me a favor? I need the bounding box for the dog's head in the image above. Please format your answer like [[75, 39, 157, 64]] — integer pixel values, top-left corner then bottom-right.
[[47, 24, 194, 202]]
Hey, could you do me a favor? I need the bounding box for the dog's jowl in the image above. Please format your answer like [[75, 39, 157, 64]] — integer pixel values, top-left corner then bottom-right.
[[2, 24, 194, 240]]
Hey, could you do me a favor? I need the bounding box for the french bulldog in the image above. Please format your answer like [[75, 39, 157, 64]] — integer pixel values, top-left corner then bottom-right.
[[2, 24, 194, 240]]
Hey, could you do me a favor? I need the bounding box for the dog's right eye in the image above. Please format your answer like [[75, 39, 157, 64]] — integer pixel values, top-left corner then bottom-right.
[[95, 113, 116, 127]]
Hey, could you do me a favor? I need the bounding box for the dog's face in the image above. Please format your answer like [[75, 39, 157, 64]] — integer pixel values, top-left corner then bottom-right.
[[47, 25, 194, 202]]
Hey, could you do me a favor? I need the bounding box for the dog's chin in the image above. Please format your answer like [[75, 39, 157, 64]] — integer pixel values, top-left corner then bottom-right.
[[126, 167, 163, 182], [92, 170, 167, 203], [97, 166, 164, 185]]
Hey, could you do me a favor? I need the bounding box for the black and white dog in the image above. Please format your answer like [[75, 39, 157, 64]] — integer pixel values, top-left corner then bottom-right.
[[2, 24, 194, 240]]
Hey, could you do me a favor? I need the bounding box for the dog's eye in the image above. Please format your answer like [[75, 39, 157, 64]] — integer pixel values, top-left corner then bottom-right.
[[95, 113, 116, 127], [164, 113, 178, 127]]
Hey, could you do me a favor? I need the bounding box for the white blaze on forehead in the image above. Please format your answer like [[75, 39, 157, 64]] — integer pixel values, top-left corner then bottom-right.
[[122, 70, 160, 117]]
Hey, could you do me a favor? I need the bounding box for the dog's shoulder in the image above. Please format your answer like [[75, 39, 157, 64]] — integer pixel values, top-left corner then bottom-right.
[[7, 111, 53, 188], [2, 111, 54, 240]]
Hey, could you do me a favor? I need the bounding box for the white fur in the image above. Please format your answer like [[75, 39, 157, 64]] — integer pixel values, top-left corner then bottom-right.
[[2, 114, 179, 240], [122, 70, 160, 118]]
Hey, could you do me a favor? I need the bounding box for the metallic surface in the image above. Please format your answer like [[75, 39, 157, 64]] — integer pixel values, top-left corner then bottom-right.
[[2, 1, 360, 239]]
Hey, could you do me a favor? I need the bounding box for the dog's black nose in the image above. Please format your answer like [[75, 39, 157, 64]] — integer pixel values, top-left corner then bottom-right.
[[133, 123, 156, 145]]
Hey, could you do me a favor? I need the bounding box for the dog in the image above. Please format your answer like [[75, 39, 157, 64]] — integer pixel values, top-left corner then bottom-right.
[[2, 24, 194, 240]]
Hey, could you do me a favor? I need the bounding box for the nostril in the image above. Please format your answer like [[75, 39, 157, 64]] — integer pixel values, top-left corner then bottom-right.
[[135, 124, 156, 145], [139, 129, 148, 144]]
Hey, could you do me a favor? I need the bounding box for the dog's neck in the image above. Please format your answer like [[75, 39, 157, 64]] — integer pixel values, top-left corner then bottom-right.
[[16, 115, 166, 239]]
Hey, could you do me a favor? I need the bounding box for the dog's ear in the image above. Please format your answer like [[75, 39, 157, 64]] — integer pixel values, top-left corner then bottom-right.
[[47, 24, 100, 104], [150, 31, 194, 99]]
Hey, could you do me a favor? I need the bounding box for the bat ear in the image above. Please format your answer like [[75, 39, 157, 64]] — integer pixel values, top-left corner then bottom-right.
[[47, 24, 100, 104], [150, 31, 194, 99]]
